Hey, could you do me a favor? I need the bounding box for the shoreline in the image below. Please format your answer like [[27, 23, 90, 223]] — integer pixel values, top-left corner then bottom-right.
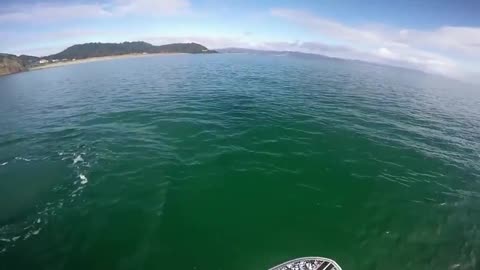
[[29, 53, 185, 71]]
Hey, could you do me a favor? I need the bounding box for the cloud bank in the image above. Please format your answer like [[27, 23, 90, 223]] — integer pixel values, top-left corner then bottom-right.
[[0, 0, 190, 22], [270, 8, 480, 81]]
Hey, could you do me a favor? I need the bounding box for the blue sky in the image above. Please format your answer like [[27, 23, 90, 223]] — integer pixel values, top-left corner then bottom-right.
[[2, 0, 480, 82]]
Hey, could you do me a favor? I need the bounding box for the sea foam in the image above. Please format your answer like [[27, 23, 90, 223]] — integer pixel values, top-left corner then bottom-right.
[[79, 174, 88, 184]]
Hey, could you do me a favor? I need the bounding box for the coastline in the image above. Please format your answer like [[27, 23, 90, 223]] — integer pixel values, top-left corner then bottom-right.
[[29, 53, 185, 71]]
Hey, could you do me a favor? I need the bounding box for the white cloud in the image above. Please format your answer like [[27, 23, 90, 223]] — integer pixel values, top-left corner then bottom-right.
[[109, 0, 190, 16], [0, 3, 109, 22], [271, 8, 387, 46], [376, 47, 395, 59], [0, 0, 190, 22], [270, 8, 480, 80], [393, 27, 480, 56]]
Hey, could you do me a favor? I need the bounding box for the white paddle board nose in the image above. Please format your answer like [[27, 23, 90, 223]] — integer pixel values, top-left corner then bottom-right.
[[269, 257, 342, 270]]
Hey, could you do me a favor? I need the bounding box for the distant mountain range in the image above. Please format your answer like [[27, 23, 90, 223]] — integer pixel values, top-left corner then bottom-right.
[[216, 47, 368, 64], [216, 47, 429, 75], [216, 48, 335, 60], [0, 41, 217, 76]]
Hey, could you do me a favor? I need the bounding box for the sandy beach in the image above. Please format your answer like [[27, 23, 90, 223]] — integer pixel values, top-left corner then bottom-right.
[[29, 53, 185, 71]]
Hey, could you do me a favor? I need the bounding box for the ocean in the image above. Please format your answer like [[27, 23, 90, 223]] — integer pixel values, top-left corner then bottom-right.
[[0, 53, 479, 270]]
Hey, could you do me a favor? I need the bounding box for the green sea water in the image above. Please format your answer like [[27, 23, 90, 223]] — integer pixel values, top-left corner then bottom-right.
[[0, 54, 479, 270]]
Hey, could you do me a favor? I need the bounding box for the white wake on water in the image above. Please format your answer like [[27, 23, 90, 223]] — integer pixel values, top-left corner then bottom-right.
[[79, 174, 88, 184], [73, 154, 84, 164], [14, 157, 31, 162], [1, 149, 94, 254]]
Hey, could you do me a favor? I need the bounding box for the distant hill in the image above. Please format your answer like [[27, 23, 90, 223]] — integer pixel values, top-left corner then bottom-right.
[[0, 41, 217, 76], [216, 48, 271, 54], [0, 54, 27, 76], [19, 55, 40, 65], [217, 48, 334, 60], [47, 41, 217, 60], [218, 47, 422, 68]]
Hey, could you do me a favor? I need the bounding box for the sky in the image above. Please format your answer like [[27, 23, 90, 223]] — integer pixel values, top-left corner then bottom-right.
[[2, 0, 480, 83]]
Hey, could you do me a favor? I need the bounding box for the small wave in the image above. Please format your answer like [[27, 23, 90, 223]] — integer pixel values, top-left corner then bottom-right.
[[79, 174, 88, 184], [73, 155, 84, 164], [450, 263, 461, 269], [11, 236, 20, 242], [297, 183, 323, 193], [14, 157, 31, 162], [378, 173, 412, 188], [0, 162, 7, 166]]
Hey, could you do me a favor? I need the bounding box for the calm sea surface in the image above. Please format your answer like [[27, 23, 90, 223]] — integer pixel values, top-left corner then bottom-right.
[[0, 54, 479, 270]]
